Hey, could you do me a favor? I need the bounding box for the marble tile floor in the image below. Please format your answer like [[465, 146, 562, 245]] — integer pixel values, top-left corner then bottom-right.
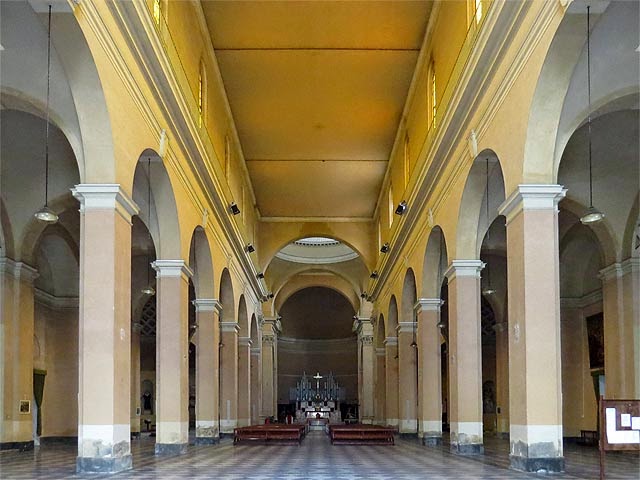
[[1, 431, 638, 479]]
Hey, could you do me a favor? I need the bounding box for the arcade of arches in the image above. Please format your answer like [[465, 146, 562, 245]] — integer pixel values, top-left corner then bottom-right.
[[1, 0, 638, 477]]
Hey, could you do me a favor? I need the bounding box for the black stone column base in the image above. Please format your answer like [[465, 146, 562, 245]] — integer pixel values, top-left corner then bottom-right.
[[451, 443, 484, 455], [510, 455, 564, 473], [195, 436, 219, 445], [422, 436, 442, 446], [76, 454, 132, 473], [0, 441, 34, 451], [155, 442, 187, 455]]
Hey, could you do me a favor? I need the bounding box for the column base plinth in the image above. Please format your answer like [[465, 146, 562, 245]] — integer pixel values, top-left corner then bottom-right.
[[195, 436, 219, 445], [451, 443, 484, 455], [510, 455, 564, 473], [422, 436, 442, 446], [155, 443, 187, 455], [76, 455, 132, 473], [0, 441, 34, 451]]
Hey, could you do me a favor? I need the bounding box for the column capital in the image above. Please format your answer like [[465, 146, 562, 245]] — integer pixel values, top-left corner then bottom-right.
[[72, 183, 139, 224], [499, 184, 566, 225], [0, 257, 38, 283], [219, 321, 240, 333], [262, 334, 276, 345], [396, 321, 417, 334], [152, 260, 193, 279], [238, 336, 252, 347], [383, 336, 398, 346], [415, 298, 444, 313], [376, 347, 386, 357], [444, 260, 484, 280], [250, 346, 261, 356], [192, 298, 223, 314]]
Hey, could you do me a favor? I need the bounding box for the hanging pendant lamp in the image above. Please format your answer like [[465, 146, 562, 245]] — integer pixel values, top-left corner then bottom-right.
[[482, 158, 496, 295], [141, 158, 155, 295], [34, 5, 58, 224], [580, 6, 604, 225]]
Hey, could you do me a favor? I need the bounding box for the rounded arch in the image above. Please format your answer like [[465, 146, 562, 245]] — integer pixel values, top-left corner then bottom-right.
[[238, 295, 249, 336], [456, 150, 506, 259], [273, 270, 360, 313], [400, 269, 417, 324], [523, 1, 639, 183], [376, 314, 386, 347], [33, 225, 79, 297], [622, 196, 639, 260], [387, 295, 399, 338], [421, 226, 449, 298], [188, 226, 215, 299], [131, 150, 181, 259], [560, 220, 605, 299], [250, 313, 259, 343], [219, 268, 235, 323]]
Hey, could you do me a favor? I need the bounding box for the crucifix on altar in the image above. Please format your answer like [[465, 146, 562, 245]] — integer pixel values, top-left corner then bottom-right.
[[313, 371, 323, 391]]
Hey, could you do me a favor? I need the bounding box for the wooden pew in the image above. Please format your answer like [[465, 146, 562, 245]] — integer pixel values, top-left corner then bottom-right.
[[328, 424, 396, 445], [233, 424, 306, 445]]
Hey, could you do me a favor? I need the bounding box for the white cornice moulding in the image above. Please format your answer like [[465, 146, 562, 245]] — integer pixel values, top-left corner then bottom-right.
[[0, 257, 38, 283], [376, 347, 386, 357], [72, 184, 139, 223], [415, 298, 444, 313], [499, 184, 567, 225], [444, 260, 485, 280], [152, 260, 193, 279], [34, 288, 79, 309], [599, 258, 640, 282], [238, 336, 252, 347], [192, 298, 223, 314], [560, 289, 603, 310], [383, 336, 398, 346], [219, 321, 240, 333], [396, 321, 417, 333]]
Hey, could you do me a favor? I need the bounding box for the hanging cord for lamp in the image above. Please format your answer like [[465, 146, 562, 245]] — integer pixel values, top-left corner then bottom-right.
[[580, 6, 604, 224], [483, 158, 495, 295], [142, 158, 155, 295], [34, 5, 58, 223]]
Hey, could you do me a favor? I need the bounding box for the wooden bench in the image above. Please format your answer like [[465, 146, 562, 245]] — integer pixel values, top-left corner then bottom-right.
[[328, 424, 396, 445], [233, 424, 306, 445]]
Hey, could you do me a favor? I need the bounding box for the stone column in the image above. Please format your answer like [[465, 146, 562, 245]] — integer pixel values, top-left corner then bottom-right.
[[250, 343, 261, 424], [600, 258, 640, 399], [219, 321, 239, 433], [152, 260, 192, 455], [416, 298, 444, 445], [355, 318, 375, 423], [193, 298, 221, 444], [130, 322, 142, 438], [0, 258, 38, 451], [444, 260, 484, 454], [72, 184, 138, 472], [494, 321, 510, 438], [375, 346, 386, 425], [499, 184, 566, 472], [237, 336, 252, 427], [261, 317, 279, 420], [397, 321, 418, 433], [384, 336, 399, 427]]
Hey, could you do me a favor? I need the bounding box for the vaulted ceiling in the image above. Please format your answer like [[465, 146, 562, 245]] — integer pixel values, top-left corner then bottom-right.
[[202, 0, 433, 219]]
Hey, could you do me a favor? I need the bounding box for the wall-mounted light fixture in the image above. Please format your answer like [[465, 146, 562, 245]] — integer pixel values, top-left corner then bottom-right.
[[268, 292, 274, 299], [380, 243, 390, 253], [256, 272, 265, 279], [370, 271, 378, 279], [245, 243, 255, 253], [395, 200, 408, 216], [229, 202, 240, 215]]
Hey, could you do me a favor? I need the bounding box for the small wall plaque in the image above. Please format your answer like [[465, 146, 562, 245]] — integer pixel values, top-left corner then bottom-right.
[[19, 400, 31, 414]]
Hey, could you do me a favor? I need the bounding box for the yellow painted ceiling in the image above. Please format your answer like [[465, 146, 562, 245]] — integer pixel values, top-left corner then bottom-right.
[[202, 0, 432, 218]]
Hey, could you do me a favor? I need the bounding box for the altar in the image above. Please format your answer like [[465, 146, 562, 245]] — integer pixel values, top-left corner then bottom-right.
[[290, 372, 344, 428]]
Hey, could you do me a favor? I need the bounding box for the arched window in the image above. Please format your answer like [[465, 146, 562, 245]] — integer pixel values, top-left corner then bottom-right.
[[403, 132, 410, 187], [388, 185, 394, 228], [198, 59, 206, 128], [430, 60, 437, 129], [153, 0, 162, 25]]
